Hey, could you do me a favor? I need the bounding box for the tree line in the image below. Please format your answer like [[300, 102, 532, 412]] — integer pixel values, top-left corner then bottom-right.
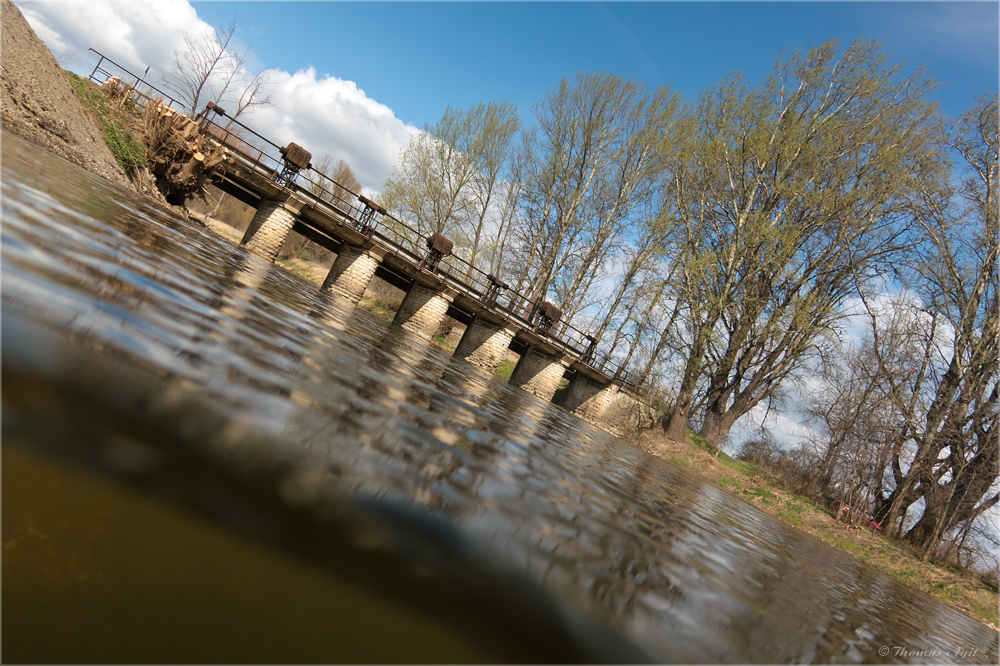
[[377, 38, 998, 560]]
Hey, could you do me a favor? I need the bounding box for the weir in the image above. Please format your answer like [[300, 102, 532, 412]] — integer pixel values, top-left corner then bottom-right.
[[84, 51, 648, 435]]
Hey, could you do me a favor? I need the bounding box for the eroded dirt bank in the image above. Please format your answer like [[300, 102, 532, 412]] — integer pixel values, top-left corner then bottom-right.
[[1, 0, 139, 190]]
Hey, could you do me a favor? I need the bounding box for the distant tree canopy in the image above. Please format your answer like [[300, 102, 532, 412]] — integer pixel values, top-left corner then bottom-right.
[[381, 101, 521, 278], [378, 39, 997, 557]]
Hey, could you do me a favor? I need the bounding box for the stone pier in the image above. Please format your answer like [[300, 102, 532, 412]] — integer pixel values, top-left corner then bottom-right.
[[508, 346, 569, 403], [241, 198, 298, 262], [562, 374, 622, 426], [321, 244, 384, 303], [453, 316, 515, 374], [392, 283, 453, 340]]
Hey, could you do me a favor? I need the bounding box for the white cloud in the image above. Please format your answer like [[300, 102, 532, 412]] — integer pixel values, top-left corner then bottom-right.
[[19, 0, 201, 77], [244, 67, 418, 190], [728, 404, 818, 456], [895, 3, 999, 63], [15, 0, 415, 191]]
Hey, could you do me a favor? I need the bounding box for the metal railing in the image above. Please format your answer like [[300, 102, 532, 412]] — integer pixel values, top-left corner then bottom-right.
[[86, 49, 647, 392]]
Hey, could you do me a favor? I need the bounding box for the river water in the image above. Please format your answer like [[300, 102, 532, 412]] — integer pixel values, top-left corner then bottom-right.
[[2, 132, 997, 663]]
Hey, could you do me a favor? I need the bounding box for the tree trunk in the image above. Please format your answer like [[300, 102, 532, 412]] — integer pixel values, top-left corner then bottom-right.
[[663, 332, 708, 442], [698, 403, 740, 451]]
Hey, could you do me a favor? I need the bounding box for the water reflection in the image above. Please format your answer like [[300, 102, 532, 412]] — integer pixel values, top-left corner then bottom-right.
[[3, 132, 998, 664]]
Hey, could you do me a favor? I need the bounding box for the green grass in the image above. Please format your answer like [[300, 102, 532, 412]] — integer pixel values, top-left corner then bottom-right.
[[358, 296, 396, 321], [749, 487, 778, 502], [65, 71, 146, 174], [717, 476, 742, 491], [935, 583, 963, 603], [973, 599, 998, 621], [721, 456, 759, 477], [778, 498, 807, 524], [779, 508, 803, 525], [893, 566, 922, 586], [685, 429, 715, 454], [432, 334, 456, 351], [685, 428, 760, 476], [495, 358, 516, 380], [667, 456, 690, 468], [275, 258, 315, 280], [796, 496, 835, 518]]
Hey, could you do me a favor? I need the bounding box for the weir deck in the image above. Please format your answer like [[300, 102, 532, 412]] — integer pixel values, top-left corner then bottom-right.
[[210, 120, 629, 387]]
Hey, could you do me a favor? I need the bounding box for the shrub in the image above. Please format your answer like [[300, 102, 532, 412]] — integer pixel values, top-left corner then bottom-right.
[[66, 71, 146, 175]]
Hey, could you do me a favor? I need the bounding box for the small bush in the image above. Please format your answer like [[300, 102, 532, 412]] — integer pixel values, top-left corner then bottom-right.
[[102, 119, 146, 173], [66, 71, 146, 175]]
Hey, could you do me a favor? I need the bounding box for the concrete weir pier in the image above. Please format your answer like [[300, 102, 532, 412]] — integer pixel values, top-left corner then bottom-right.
[[321, 244, 383, 304], [393, 283, 453, 340], [241, 198, 301, 263], [453, 317, 516, 374], [562, 374, 628, 425], [509, 347, 570, 403]]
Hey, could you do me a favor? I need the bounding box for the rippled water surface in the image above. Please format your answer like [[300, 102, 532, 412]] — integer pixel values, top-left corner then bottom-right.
[[3, 133, 998, 663]]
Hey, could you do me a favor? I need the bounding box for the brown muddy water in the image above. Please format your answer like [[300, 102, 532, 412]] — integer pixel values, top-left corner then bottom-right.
[[2, 132, 998, 663]]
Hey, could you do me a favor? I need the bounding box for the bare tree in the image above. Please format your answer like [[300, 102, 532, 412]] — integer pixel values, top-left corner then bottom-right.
[[799, 94, 998, 556], [736, 431, 783, 468], [162, 19, 272, 121], [804, 299, 921, 520], [872, 93, 999, 549], [380, 100, 520, 267]]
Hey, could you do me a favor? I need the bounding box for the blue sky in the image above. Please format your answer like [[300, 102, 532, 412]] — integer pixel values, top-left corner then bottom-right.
[[192, 1, 996, 127], [22, 1, 998, 190]]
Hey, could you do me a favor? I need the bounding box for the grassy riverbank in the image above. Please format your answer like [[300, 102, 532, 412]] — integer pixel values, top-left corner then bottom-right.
[[631, 428, 999, 629], [198, 214, 997, 630]]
